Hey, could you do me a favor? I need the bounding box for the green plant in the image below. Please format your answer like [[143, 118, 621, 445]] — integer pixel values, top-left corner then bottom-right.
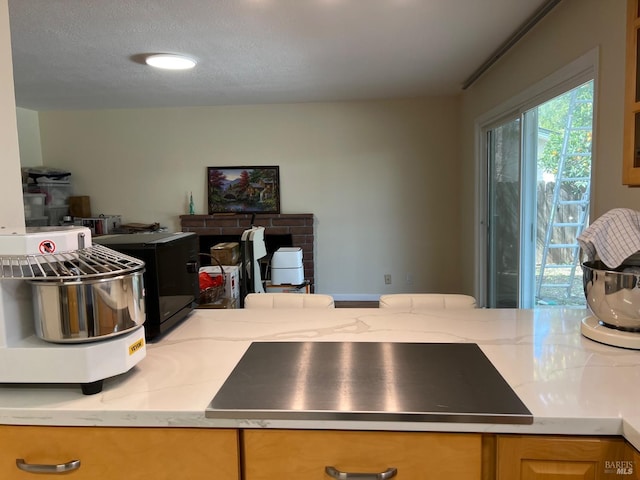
[[537, 81, 593, 197]]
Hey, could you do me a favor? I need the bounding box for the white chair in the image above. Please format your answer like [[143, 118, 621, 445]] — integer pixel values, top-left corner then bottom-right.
[[244, 293, 335, 309], [378, 294, 477, 309]]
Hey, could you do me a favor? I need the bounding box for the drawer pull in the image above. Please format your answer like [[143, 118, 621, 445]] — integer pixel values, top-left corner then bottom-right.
[[16, 458, 81, 474], [325, 466, 397, 479]]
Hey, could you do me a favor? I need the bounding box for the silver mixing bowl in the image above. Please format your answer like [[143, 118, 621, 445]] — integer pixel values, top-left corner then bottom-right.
[[30, 270, 146, 343], [582, 260, 640, 331]]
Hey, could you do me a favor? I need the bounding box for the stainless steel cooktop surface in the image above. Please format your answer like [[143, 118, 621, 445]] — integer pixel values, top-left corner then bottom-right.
[[206, 342, 533, 424]]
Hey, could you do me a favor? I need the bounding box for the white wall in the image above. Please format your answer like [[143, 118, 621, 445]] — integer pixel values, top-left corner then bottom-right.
[[16, 108, 42, 167], [459, 0, 631, 296], [37, 97, 463, 298], [0, 0, 24, 231]]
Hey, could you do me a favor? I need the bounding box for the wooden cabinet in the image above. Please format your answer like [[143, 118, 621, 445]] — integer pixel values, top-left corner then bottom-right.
[[624, 0, 640, 185], [4, 425, 640, 479], [243, 429, 483, 479], [496, 435, 632, 479], [626, 442, 640, 476], [0, 426, 239, 480]]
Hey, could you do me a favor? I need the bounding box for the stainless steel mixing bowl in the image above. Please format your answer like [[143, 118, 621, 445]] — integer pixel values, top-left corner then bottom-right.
[[582, 260, 640, 331], [30, 270, 145, 343]]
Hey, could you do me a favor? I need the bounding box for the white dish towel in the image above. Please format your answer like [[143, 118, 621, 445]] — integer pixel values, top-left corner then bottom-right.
[[577, 208, 640, 269]]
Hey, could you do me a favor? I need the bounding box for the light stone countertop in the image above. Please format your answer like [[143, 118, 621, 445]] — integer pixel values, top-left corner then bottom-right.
[[1, 307, 639, 449]]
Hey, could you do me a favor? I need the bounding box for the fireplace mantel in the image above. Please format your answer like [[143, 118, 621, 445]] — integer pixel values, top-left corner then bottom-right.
[[180, 213, 314, 289]]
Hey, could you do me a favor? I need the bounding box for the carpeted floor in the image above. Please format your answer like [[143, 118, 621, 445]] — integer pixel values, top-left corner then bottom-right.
[[334, 301, 378, 308]]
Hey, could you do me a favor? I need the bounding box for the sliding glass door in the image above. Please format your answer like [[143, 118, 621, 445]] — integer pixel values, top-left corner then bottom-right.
[[487, 117, 524, 308], [484, 81, 593, 309]]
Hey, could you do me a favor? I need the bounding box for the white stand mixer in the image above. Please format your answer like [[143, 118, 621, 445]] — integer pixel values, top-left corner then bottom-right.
[[0, 226, 146, 394]]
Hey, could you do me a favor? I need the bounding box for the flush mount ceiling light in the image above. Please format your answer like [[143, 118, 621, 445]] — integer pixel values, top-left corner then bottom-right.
[[144, 53, 197, 70]]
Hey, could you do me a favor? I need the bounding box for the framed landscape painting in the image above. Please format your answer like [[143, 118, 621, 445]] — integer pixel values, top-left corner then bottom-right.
[[207, 166, 280, 214]]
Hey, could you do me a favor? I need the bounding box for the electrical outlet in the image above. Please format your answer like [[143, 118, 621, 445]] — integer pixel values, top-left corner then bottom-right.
[[406, 273, 413, 285], [384, 274, 392, 285]]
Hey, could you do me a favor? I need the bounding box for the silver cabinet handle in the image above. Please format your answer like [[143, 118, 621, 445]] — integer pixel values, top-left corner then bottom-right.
[[325, 466, 397, 479], [16, 458, 81, 474]]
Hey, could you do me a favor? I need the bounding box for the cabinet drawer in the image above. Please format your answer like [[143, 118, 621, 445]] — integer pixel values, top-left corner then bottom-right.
[[0, 426, 239, 480], [243, 429, 482, 479]]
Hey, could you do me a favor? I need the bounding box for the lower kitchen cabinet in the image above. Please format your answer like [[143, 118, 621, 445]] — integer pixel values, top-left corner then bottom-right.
[[0, 425, 239, 480], [496, 435, 631, 480], [5, 426, 640, 479], [242, 429, 483, 479], [626, 442, 640, 476]]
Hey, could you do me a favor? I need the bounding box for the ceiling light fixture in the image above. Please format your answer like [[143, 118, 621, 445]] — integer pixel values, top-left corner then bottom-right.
[[144, 54, 197, 70]]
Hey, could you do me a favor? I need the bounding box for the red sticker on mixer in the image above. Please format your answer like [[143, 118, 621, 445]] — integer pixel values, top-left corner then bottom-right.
[[38, 240, 56, 254]]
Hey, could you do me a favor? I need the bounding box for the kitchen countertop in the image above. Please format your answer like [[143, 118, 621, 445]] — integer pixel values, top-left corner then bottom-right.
[[1, 307, 640, 449]]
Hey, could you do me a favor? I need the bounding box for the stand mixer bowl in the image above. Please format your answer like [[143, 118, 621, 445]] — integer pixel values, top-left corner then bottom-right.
[[31, 270, 145, 343], [582, 260, 640, 331]]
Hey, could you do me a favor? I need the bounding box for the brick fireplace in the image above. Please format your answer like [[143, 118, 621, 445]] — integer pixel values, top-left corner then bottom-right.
[[180, 213, 314, 289]]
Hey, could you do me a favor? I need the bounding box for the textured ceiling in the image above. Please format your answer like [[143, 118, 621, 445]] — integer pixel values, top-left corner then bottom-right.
[[8, 0, 552, 111]]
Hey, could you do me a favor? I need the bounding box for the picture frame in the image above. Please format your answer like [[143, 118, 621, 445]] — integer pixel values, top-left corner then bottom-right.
[[207, 166, 280, 214]]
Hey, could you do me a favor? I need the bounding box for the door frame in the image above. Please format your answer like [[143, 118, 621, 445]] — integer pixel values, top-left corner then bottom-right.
[[474, 49, 599, 308]]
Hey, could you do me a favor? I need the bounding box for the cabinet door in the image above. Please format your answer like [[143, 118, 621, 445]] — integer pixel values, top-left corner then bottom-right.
[[624, 0, 640, 185], [0, 426, 239, 480], [625, 442, 640, 477], [243, 429, 482, 479], [497, 435, 630, 480]]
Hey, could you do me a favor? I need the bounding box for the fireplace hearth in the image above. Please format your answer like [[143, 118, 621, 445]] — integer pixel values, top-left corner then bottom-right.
[[180, 213, 314, 289]]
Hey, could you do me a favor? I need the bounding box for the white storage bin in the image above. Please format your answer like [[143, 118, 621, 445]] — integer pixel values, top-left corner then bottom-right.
[[23, 193, 46, 219], [73, 215, 122, 235], [32, 180, 72, 206], [26, 216, 49, 227], [46, 206, 69, 226]]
